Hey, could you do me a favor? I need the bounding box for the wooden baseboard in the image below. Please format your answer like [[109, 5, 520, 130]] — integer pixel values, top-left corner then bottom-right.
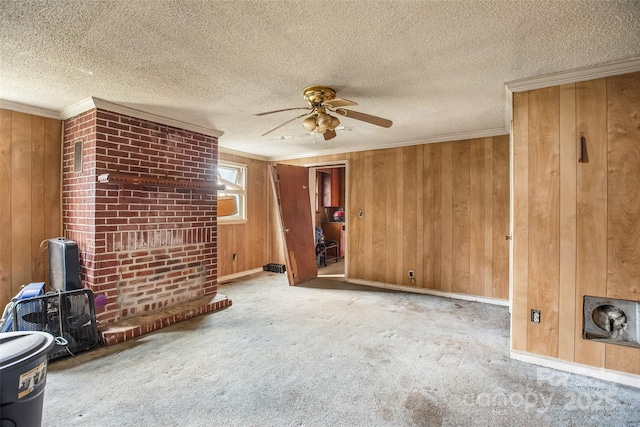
[[346, 278, 509, 306], [510, 350, 640, 389], [217, 267, 265, 283]]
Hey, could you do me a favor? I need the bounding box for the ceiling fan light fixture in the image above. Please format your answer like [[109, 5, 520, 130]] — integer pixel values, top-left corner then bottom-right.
[[317, 112, 333, 128], [302, 116, 317, 131], [259, 85, 392, 139], [329, 116, 340, 129]]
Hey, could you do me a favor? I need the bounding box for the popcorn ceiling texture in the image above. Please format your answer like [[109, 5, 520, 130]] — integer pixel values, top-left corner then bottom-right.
[[1, 0, 639, 159]]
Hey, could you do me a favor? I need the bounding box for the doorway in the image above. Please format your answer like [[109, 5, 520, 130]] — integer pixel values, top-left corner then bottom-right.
[[309, 164, 347, 278]]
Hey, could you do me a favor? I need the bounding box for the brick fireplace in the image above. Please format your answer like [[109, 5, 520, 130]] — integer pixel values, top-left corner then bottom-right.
[[62, 101, 230, 342]]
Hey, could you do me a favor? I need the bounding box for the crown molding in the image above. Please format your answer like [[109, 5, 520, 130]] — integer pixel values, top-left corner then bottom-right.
[[269, 127, 509, 162], [0, 99, 60, 119], [506, 57, 640, 92], [60, 97, 224, 138], [218, 146, 269, 161]]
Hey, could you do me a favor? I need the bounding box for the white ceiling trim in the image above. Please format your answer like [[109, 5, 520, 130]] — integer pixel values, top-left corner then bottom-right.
[[270, 127, 509, 162], [60, 97, 225, 138], [0, 99, 60, 119], [219, 146, 268, 162], [504, 57, 640, 137], [506, 57, 640, 92]]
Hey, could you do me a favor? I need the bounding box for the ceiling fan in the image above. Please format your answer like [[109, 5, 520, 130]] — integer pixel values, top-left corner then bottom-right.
[[255, 86, 393, 141]]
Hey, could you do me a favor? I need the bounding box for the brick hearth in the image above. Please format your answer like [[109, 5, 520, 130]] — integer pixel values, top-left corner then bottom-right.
[[100, 293, 232, 346]]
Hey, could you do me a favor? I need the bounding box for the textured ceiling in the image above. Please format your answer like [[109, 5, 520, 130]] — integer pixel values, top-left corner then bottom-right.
[[1, 0, 639, 160]]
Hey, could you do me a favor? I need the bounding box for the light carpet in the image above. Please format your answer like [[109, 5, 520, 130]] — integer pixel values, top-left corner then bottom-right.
[[43, 272, 640, 426]]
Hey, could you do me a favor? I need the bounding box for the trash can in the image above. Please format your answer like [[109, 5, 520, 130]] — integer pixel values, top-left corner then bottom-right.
[[0, 331, 55, 427]]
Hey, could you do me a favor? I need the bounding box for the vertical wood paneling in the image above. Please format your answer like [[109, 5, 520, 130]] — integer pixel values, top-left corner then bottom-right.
[[606, 72, 640, 374], [11, 112, 33, 288], [512, 91, 530, 351], [31, 116, 46, 281], [0, 110, 12, 307], [395, 149, 404, 285], [423, 144, 434, 287], [0, 110, 61, 310], [350, 152, 365, 279], [512, 72, 640, 376], [483, 139, 494, 297], [469, 139, 485, 297], [452, 141, 471, 294], [575, 78, 607, 368], [558, 83, 577, 362], [432, 144, 443, 290], [403, 146, 418, 286], [440, 143, 453, 292], [372, 150, 387, 283], [492, 136, 510, 300], [526, 87, 560, 357], [363, 151, 374, 280], [44, 120, 62, 235], [384, 150, 398, 284], [415, 146, 424, 288]]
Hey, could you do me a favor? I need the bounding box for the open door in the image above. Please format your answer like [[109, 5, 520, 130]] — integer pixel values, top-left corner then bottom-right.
[[270, 163, 317, 285]]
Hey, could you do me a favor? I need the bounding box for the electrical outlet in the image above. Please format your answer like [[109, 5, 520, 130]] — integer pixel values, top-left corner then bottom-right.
[[408, 270, 415, 279], [531, 309, 541, 324]]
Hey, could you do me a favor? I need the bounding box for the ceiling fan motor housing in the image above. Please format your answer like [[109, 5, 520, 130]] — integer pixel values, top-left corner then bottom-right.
[[303, 86, 336, 106]]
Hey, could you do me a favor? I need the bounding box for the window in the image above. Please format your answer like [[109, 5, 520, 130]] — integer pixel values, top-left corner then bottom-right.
[[217, 160, 247, 222]]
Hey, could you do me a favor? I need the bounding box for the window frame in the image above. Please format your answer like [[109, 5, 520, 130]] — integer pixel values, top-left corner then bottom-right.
[[217, 160, 247, 224]]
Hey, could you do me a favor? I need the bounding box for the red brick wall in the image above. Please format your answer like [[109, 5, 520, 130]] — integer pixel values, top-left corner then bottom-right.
[[63, 108, 219, 325]]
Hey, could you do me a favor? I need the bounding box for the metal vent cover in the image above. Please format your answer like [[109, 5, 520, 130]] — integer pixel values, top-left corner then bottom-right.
[[583, 296, 639, 349]]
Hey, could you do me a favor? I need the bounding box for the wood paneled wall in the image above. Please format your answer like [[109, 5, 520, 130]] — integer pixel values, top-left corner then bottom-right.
[[512, 71, 640, 375], [217, 152, 273, 278], [0, 109, 62, 309], [280, 135, 510, 300]]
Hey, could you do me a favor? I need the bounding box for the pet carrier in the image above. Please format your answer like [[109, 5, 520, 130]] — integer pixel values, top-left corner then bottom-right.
[[9, 289, 99, 360]]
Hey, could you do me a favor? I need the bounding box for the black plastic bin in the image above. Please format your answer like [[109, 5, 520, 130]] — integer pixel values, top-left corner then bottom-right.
[[0, 331, 55, 427]]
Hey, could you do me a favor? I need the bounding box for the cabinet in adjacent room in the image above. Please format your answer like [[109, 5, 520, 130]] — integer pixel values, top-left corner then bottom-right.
[[317, 168, 341, 207]]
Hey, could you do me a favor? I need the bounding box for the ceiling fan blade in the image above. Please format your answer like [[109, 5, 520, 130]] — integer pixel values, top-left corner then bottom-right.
[[261, 112, 312, 137], [323, 129, 337, 141], [334, 108, 393, 128], [324, 98, 358, 108], [255, 107, 312, 116]]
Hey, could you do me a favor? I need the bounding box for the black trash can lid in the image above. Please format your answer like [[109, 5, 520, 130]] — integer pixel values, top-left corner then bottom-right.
[[0, 332, 54, 370]]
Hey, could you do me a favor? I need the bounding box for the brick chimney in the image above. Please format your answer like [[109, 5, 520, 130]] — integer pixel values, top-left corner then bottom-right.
[[62, 102, 225, 328]]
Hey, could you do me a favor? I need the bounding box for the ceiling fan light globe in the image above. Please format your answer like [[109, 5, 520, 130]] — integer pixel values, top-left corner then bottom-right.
[[317, 113, 333, 128], [302, 116, 317, 131], [330, 117, 340, 129]]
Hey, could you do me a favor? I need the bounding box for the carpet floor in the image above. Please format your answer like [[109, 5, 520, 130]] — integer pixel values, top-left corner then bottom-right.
[[43, 272, 640, 426]]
